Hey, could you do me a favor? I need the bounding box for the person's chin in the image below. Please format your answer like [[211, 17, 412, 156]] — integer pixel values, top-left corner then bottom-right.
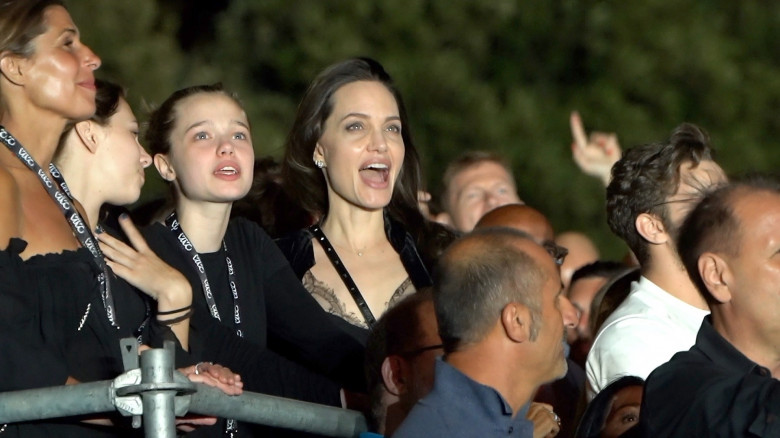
[[558, 358, 569, 378], [355, 193, 392, 211], [68, 106, 97, 122], [551, 348, 568, 380], [545, 360, 568, 383]]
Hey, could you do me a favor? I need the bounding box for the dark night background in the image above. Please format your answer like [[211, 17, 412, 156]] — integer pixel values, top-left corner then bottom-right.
[[68, 0, 780, 257]]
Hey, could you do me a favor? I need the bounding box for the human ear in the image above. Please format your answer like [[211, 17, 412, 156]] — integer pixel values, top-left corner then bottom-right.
[[313, 142, 326, 167], [153, 154, 176, 182], [699, 252, 732, 304], [74, 121, 100, 153], [501, 303, 530, 343], [0, 54, 25, 85], [635, 212, 668, 245], [381, 356, 407, 396]]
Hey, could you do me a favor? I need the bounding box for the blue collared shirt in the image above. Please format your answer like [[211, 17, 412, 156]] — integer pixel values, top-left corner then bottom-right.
[[393, 359, 534, 437]]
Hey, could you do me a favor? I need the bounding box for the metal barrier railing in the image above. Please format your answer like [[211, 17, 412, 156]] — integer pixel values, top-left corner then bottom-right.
[[0, 341, 368, 437]]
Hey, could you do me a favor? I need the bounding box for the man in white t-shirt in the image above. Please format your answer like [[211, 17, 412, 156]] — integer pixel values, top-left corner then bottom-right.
[[586, 123, 727, 398]]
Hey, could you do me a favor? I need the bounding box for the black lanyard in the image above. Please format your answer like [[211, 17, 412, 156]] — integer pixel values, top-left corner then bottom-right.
[[0, 126, 118, 328], [165, 212, 241, 436], [309, 223, 377, 326], [165, 212, 243, 337], [49, 163, 152, 341]]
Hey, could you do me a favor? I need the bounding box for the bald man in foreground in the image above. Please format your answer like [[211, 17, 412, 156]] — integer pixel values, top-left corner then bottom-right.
[[638, 178, 780, 436], [394, 227, 577, 437]]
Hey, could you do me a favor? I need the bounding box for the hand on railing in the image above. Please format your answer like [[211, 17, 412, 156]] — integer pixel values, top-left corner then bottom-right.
[[176, 362, 243, 431], [0, 343, 366, 437], [182, 362, 243, 396]]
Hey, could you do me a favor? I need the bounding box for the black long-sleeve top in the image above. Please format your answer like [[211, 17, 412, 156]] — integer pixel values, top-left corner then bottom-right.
[[143, 218, 366, 400]]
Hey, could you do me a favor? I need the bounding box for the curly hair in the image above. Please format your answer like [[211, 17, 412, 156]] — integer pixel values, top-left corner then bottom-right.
[[606, 123, 714, 265]]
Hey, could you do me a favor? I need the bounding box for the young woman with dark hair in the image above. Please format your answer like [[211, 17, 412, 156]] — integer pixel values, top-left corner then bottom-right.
[[277, 58, 454, 337], [141, 84, 366, 435]]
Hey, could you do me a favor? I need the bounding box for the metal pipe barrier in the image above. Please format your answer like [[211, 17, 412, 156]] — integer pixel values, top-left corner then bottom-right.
[[0, 380, 115, 423], [188, 384, 367, 437], [0, 340, 368, 437]]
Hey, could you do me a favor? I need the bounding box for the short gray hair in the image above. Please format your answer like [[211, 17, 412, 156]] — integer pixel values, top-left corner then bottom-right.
[[434, 227, 546, 353]]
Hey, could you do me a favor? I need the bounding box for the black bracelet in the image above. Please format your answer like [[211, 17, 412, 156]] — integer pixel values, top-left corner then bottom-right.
[[157, 304, 192, 316], [157, 308, 194, 326]]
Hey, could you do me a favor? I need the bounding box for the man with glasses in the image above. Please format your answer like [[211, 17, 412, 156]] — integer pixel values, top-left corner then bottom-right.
[[364, 266, 568, 437], [393, 227, 577, 438], [363, 289, 443, 437], [586, 123, 728, 398]]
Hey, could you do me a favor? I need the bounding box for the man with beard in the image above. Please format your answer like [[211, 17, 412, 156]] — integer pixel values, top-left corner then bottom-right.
[[394, 227, 576, 437], [585, 123, 727, 397]]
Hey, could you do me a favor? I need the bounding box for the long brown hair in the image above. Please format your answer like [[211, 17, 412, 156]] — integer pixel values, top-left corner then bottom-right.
[[281, 58, 423, 225], [282, 58, 456, 268]]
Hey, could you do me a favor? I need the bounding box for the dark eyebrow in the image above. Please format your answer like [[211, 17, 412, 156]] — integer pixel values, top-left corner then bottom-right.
[[612, 400, 641, 412], [234, 121, 250, 130], [340, 112, 368, 122], [339, 113, 401, 123]]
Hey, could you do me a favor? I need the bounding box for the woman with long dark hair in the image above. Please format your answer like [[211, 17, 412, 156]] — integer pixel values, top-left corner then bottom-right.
[[278, 58, 454, 336]]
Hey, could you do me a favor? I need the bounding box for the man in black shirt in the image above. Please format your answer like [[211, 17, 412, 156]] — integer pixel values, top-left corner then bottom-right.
[[638, 178, 780, 437]]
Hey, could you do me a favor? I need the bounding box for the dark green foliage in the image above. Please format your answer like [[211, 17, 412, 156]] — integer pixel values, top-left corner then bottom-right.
[[69, 0, 780, 257]]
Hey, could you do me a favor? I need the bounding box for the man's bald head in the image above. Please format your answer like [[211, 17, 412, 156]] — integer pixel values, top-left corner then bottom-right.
[[475, 204, 554, 244]]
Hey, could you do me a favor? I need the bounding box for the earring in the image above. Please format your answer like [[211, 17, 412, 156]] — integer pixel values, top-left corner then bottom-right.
[[314, 160, 325, 169]]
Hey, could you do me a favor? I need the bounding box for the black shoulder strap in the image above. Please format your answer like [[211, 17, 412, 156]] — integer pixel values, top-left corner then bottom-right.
[[309, 224, 376, 326]]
